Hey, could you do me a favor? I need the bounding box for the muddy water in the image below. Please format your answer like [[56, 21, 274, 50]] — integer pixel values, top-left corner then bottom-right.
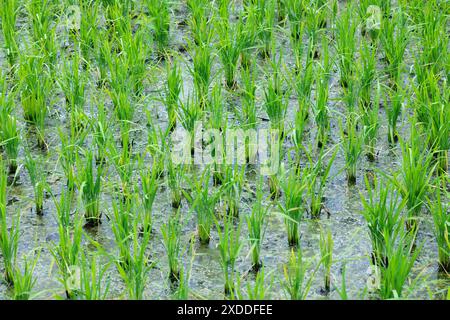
[[0, 1, 448, 299]]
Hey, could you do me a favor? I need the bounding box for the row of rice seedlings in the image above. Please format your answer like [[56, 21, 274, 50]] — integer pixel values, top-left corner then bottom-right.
[[217, 214, 243, 296], [18, 52, 52, 150], [0, 0, 19, 68]]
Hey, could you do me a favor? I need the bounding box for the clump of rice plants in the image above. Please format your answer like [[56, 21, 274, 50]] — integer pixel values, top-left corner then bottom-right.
[[50, 189, 82, 299], [1, 114, 20, 175], [0, 158, 20, 285], [190, 43, 213, 107], [282, 247, 318, 300], [340, 113, 364, 185], [319, 228, 333, 293], [313, 62, 330, 148], [167, 159, 184, 209], [361, 82, 380, 161], [217, 214, 243, 296], [161, 212, 183, 282], [138, 156, 160, 233], [384, 85, 403, 144], [264, 60, 288, 137], [146, 0, 171, 57], [279, 165, 307, 247], [427, 178, 450, 273], [164, 58, 182, 132], [79, 252, 111, 300], [11, 251, 39, 300], [246, 178, 268, 271], [360, 176, 405, 267], [77, 151, 103, 227], [222, 165, 245, 217], [0, 0, 19, 67], [24, 148, 46, 215]]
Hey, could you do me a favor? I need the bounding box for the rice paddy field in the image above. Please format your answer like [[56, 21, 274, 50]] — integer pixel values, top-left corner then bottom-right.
[[0, 0, 449, 300]]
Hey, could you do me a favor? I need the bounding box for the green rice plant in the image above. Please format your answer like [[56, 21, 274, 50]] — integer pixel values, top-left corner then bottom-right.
[[282, 247, 318, 300], [360, 176, 405, 266], [285, 0, 305, 42], [279, 165, 307, 247], [246, 178, 268, 271], [361, 82, 380, 161], [359, 38, 377, 109], [305, 147, 337, 218], [313, 64, 330, 148], [237, 266, 272, 300], [164, 58, 182, 132], [427, 178, 450, 273], [257, 0, 275, 59], [1, 114, 20, 175], [12, 251, 39, 300], [222, 165, 245, 217], [138, 155, 159, 233], [50, 189, 82, 299], [24, 148, 46, 215], [216, 214, 243, 296], [0, 0, 19, 67], [216, 14, 244, 89], [378, 229, 421, 299], [91, 100, 112, 166], [335, 3, 357, 88], [58, 52, 86, 113], [388, 124, 435, 232], [110, 198, 133, 273], [114, 206, 153, 300], [384, 84, 403, 144], [187, 0, 212, 46], [207, 84, 226, 132], [380, 9, 408, 86], [173, 237, 195, 299], [26, 0, 57, 65], [240, 2, 258, 69], [58, 129, 79, 192], [190, 43, 213, 106], [18, 53, 52, 149], [239, 65, 258, 160], [78, 0, 100, 63], [77, 151, 103, 227], [0, 158, 19, 285], [167, 158, 184, 209], [303, 0, 327, 58], [79, 252, 111, 300], [107, 139, 135, 204], [319, 228, 333, 293], [146, 0, 171, 57], [161, 212, 182, 282], [264, 60, 287, 136], [340, 113, 364, 185], [184, 168, 221, 245]]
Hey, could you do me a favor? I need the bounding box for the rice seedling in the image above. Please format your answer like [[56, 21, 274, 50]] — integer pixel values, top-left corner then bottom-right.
[[1, 114, 20, 175], [313, 62, 330, 148], [388, 124, 435, 232], [138, 156, 160, 233], [378, 229, 421, 299], [146, 0, 171, 57], [77, 151, 103, 227], [18, 53, 52, 149], [79, 252, 111, 300], [58, 129, 79, 192], [319, 228, 333, 293], [246, 178, 268, 271], [50, 189, 82, 299], [184, 168, 220, 245], [340, 113, 364, 185], [187, 0, 212, 46], [164, 58, 182, 132], [282, 247, 318, 300], [0, 0, 19, 68], [360, 175, 405, 266], [167, 159, 184, 209], [216, 214, 243, 296], [91, 100, 112, 166], [427, 178, 450, 273], [264, 60, 287, 137], [257, 0, 276, 59], [335, 2, 357, 88], [279, 165, 307, 247], [305, 147, 337, 218], [161, 212, 183, 282], [11, 251, 40, 300], [24, 148, 46, 215], [285, 0, 305, 42], [237, 266, 272, 300], [0, 158, 20, 285], [78, 0, 99, 63], [222, 165, 245, 217], [384, 82, 403, 144], [190, 43, 213, 106], [361, 82, 380, 161], [359, 38, 377, 109], [380, 9, 408, 86]]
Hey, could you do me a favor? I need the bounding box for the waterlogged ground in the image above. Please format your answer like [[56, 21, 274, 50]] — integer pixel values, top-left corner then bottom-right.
[[0, 1, 449, 299]]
